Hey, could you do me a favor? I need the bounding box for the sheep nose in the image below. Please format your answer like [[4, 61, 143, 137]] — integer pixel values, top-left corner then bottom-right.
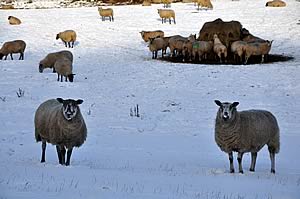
[[224, 112, 228, 116]]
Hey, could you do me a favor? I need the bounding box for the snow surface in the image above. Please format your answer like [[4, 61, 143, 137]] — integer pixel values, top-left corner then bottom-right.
[[0, 0, 300, 198]]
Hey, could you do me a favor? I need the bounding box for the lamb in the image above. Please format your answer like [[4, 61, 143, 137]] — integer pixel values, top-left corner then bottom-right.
[[140, 30, 164, 42], [8, 16, 21, 25], [157, 9, 176, 24], [230, 40, 247, 63], [162, 0, 172, 8], [266, 0, 286, 7], [244, 40, 273, 64], [0, 40, 26, 60], [214, 100, 280, 174], [56, 30, 77, 48], [39, 50, 73, 73], [34, 98, 87, 166], [213, 34, 227, 63], [148, 37, 169, 59], [197, 0, 213, 10], [191, 40, 213, 61], [54, 57, 75, 82], [98, 7, 114, 22]]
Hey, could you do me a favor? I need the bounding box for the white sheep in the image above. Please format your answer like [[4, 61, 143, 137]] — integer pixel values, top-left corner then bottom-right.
[[56, 30, 77, 48], [140, 30, 164, 42], [8, 16, 21, 25], [230, 40, 247, 63], [39, 50, 73, 73], [35, 98, 87, 166], [0, 40, 26, 60], [191, 40, 213, 61], [213, 34, 227, 63], [98, 7, 114, 22], [54, 57, 74, 82], [244, 40, 273, 64], [214, 100, 280, 173], [157, 9, 176, 24], [148, 37, 169, 59]]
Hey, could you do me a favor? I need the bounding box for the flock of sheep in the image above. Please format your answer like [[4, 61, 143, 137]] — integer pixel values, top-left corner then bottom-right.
[[0, 1, 282, 172]]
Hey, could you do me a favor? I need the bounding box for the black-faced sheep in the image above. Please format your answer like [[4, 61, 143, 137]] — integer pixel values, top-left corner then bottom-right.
[[244, 40, 273, 64], [8, 16, 21, 25], [39, 50, 73, 73], [56, 30, 77, 48], [140, 30, 164, 42], [54, 57, 75, 82], [214, 100, 280, 174], [213, 34, 227, 63], [0, 40, 26, 60], [34, 98, 87, 166], [157, 9, 176, 24], [98, 7, 114, 22]]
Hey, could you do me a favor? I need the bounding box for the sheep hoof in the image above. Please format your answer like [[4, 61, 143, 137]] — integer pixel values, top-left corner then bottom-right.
[[230, 169, 235, 173], [249, 168, 255, 172], [271, 169, 275, 174], [239, 170, 244, 174]]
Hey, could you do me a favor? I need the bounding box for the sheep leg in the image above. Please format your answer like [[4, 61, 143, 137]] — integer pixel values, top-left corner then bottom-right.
[[19, 53, 23, 60], [60, 146, 66, 165], [228, 152, 234, 173], [64, 41, 67, 48], [161, 18, 163, 24], [10, 53, 13, 60], [41, 141, 46, 163], [268, 146, 276, 173], [57, 73, 60, 81], [65, 76, 68, 82], [66, 148, 73, 166], [56, 145, 63, 164], [68, 42, 71, 48], [112, 16, 114, 22], [173, 18, 176, 24], [237, 152, 244, 173], [250, 152, 257, 172], [261, 55, 265, 63], [52, 67, 56, 73], [72, 41, 74, 48], [169, 18, 171, 24]]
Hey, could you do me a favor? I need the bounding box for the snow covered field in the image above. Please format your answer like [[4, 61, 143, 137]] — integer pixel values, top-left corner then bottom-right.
[[0, 0, 300, 198]]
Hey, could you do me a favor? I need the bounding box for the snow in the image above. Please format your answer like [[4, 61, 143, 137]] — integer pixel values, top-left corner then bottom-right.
[[0, 0, 300, 198]]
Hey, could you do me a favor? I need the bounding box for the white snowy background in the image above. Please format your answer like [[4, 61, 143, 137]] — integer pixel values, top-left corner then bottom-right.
[[0, 0, 300, 198]]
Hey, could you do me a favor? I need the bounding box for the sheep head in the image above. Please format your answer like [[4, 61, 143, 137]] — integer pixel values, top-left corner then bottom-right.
[[215, 100, 239, 121], [57, 98, 83, 121]]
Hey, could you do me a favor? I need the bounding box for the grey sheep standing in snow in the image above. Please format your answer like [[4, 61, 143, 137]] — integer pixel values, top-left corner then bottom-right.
[[0, 40, 26, 60], [39, 50, 73, 73], [214, 100, 280, 173], [56, 30, 77, 48], [34, 98, 87, 166], [54, 57, 75, 82]]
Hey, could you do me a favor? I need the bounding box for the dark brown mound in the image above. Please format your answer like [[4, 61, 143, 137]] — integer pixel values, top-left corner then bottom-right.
[[158, 54, 294, 65]]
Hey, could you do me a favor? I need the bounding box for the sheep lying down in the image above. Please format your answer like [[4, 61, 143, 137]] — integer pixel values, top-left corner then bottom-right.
[[214, 100, 280, 174], [34, 98, 87, 166]]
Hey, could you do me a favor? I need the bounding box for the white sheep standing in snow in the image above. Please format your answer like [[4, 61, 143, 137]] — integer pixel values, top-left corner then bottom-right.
[[34, 98, 87, 166], [157, 9, 176, 24], [56, 30, 77, 48], [214, 100, 280, 174]]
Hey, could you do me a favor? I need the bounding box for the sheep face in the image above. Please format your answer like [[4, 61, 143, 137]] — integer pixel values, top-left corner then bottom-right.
[[0, 53, 4, 60], [215, 100, 239, 121], [56, 98, 83, 121], [67, 74, 75, 82], [38, 63, 44, 73], [8, 16, 12, 20], [56, 34, 60, 40]]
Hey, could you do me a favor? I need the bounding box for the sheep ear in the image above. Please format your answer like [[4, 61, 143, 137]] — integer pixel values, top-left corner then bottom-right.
[[231, 102, 239, 108], [76, 99, 83, 105], [57, 98, 64, 103], [214, 100, 222, 107]]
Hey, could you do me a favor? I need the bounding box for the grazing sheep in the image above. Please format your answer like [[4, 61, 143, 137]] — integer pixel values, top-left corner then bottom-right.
[[56, 30, 77, 48], [191, 40, 213, 61], [35, 98, 87, 166], [54, 57, 75, 82], [148, 37, 169, 59], [244, 40, 273, 64], [8, 16, 21, 25], [214, 100, 280, 174], [230, 40, 247, 63], [266, 0, 286, 7], [142, 0, 151, 6], [39, 50, 73, 73], [157, 9, 176, 24], [98, 7, 114, 22], [140, 30, 164, 42], [162, 0, 172, 8], [0, 40, 26, 60], [213, 34, 227, 63], [197, 0, 213, 10], [182, 34, 197, 62]]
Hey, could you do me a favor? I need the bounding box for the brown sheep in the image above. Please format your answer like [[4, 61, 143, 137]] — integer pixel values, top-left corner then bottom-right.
[[266, 0, 286, 7], [0, 40, 26, 60], [8, 16, 21, 25]]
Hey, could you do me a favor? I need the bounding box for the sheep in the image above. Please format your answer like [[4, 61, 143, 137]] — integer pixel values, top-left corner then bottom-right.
[[168, 35, 189, 57], [162, 0, 172, 8], [8, 16, 21, 25], [34, 98, 87, 166], [266, 0, 286, 7], [197, 0, 213, 10], [56, 30, 77, 48], [157, 9, 176, 24], [182, 34, 197, 62], [214, 100, 280, 174], [230, 40, 247, 63], [54, 57, 75, 82], [213, 34, 227, 63], [142, 0, 151, 6], [0, 40, 26, 60], [39, 50, 73, 73], [148, 37, 169, 59], [140, 30, 164, 42], [191, 40, 213, 62], [241, 28, 266, 43], [98, 7, 114, 22], [244, 40, 273, 64]]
